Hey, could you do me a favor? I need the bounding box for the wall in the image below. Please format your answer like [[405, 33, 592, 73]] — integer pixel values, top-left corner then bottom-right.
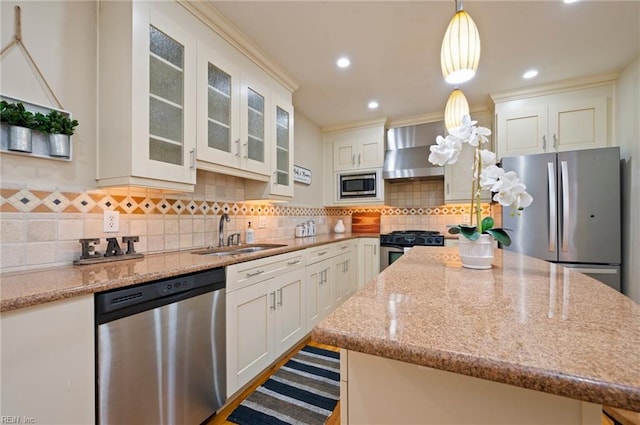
[[0, 1, 97, 190], [616, 56, 640, 303], [292, 111, 324, 208]]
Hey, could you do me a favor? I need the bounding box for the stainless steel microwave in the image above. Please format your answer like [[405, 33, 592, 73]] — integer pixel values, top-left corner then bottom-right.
[[338, 171, 379, 200]]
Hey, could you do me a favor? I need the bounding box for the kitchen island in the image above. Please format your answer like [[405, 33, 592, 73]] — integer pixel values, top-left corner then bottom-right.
[[312, 246, 640, 424]]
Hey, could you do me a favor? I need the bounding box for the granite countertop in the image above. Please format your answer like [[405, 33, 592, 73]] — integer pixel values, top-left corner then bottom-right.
[[312, 246, 640, 412], [0, 233, 375, 312]]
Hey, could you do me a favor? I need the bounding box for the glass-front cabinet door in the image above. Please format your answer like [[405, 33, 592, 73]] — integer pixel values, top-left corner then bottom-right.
[[271, 96, 294, 197], [196, 45, 240, 167], [98, 3, 196, 191], [241, 80, 269, 176]]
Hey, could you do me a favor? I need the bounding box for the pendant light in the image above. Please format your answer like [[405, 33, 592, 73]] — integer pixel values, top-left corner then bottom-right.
[[444, 88, 469, 131], [440, 0, 481, 85]]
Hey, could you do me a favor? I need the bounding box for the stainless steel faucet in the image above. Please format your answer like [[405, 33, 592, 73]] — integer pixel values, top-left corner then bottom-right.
[[218, 213, 230, 247]]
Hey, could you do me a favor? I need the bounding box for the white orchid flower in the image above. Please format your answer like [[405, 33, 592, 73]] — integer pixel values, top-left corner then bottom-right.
[[428, 134, 463, 166], [479, 164, 504, 189], [479, 149, 497, 168]]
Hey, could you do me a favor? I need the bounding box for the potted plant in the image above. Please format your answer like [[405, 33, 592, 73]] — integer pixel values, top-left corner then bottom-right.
[[35, 110, 79, 158], [1, 100, 37, 152], [429, 115, 533, 269]]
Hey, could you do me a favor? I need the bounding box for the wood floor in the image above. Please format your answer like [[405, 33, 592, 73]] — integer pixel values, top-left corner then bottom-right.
[[205, 337, 340, 425]]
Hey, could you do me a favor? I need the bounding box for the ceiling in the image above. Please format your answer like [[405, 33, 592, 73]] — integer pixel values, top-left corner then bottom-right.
[[210, 1, 640, 130]]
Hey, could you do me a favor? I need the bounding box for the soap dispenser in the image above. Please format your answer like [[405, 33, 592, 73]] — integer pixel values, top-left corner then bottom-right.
[[246, 221, 255, 244]]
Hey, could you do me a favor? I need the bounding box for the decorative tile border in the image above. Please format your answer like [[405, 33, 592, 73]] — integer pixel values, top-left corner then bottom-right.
[[0, 188, 490, 216]]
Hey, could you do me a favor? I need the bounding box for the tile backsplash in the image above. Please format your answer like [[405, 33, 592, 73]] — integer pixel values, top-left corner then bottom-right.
[[0, 172, 492, 273]]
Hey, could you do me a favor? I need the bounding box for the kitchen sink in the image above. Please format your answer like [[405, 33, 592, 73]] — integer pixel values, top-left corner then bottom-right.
[[192, 243, 287, 256]]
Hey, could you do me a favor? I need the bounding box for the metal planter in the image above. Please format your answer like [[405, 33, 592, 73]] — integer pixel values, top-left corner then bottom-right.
[[8, 125, 33, 152], [48, 133, 70, 158]]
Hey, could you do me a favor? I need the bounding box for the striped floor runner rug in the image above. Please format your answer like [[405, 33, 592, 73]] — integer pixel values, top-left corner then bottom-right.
[[228, 345, 340, 425]]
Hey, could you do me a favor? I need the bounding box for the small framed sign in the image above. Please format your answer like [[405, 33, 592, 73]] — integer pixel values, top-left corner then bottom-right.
[[293, 165, 312, 185]]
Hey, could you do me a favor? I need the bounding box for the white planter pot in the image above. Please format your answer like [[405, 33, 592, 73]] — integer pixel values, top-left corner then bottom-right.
[[8, 125, 33, 152], [48, 133, 70, 158], [458, 234, 494, 269]]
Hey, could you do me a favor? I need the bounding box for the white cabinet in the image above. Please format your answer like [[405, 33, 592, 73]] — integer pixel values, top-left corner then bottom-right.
[[325, 123, 385, 172], [335, 241, 357, 303], [494, 83, 612, 159], [357, 237, 380, 288], [244, 94, 295, 200], [444, 112, 493, 203], [0, 295, 94, 424], [226, 251, 305, 396], [196, 45, 271, 179], [98, 2, 197, 191], [305, 259, 333, 331]]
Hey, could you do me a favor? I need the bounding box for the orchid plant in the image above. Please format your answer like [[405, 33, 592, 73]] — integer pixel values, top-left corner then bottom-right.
[[428, 115, 533, 246]]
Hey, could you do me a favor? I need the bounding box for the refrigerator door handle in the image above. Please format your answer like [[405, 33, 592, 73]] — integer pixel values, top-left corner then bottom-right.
[[548, 162, 557, 252], [560, 160, 570, 252]]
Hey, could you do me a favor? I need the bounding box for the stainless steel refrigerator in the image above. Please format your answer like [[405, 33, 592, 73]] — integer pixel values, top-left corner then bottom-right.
[[501, 147, 622, 291]]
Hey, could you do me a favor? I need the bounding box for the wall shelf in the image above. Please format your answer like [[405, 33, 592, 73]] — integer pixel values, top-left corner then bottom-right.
[[1, 94, 73, 161]]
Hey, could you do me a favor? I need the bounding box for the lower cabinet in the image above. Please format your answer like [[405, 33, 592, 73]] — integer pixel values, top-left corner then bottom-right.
[[0, 295, 95, 424], [226, 238, 379, 397], [357, 237, 380, 288], [334, 241, 357, 303], [226, 252, 305, 396], [305, 259, 333, 331]]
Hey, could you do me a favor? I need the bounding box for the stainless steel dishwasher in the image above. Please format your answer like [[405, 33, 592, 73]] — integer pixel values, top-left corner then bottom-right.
[[96, 268, 226, 425]]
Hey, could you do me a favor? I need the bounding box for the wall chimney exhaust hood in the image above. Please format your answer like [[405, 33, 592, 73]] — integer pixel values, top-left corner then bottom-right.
[[383, 121, 446, 181]]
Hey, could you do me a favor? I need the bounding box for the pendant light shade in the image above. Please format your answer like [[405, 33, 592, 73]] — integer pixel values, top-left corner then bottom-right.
[[440, 6, 481, 85], [444, 89, 470, 131]]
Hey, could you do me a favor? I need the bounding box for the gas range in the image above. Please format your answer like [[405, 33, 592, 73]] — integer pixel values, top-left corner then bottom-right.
[[380, 230, 445, 248]]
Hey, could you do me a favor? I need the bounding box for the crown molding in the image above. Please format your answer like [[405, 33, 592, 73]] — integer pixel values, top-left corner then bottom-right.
[[490, 72, 618, 104], [178, 0, 299, 93], [321, 117, 388, 134]]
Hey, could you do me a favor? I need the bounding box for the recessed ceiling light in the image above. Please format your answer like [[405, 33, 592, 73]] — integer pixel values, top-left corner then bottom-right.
[[368, 101, 379, 109], [337, 57, 351, 68], [523, 69, 539, 79], [564, 0, 580, 3]]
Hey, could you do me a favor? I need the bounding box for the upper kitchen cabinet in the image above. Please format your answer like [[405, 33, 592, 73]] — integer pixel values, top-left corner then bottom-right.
[[196, 44, 271, 179], [326, 122, 386, 172], [246, 94, 295, 200], [98, 2, 197, 191], [492, 78, 614, 159]]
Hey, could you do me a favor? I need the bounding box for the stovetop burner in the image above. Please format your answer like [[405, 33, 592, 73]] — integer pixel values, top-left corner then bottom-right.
[[380, 230, 444, 247]]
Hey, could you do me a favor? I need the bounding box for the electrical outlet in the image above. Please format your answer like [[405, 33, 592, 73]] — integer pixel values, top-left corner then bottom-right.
[[103, 211, 120, 233], [462, 213, 471, 223], [258, 216, 267, 228]]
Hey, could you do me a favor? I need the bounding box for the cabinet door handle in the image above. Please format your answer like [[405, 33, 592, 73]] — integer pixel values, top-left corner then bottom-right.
[[358, 153, 361, 165], [553, 134, 557, 150], [352, 154, 356, 165], [318, 251, 327, 256], [277, 288, 283, 306], [235, 139, 241, 157], [340, 245, 348, 250], [243, 141, 248, 159], [542, 135, 547, 151], [246, 269, 264, 277], [446, 183, 450, 195], [287, 259, 301, 265], [271, 291, 276, 310], [374, 245, 377, 255], [190, 148, 196, 169]]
